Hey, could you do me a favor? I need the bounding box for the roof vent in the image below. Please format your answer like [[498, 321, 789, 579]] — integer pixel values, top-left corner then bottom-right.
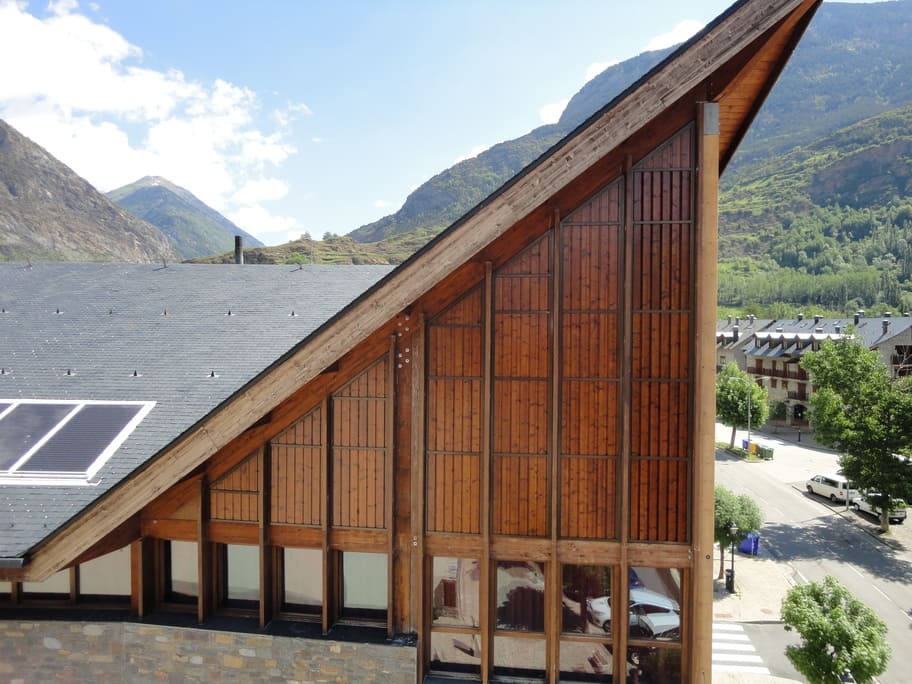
[[290, 310, 297, 317], [775, 326, 783, 333], [884, 311, 892, 318], [883, 319, 890, 335], [226, 309, 234, 316], [0, 368, 8, 375], [55, 308, 63, 315], [234, 236, 244, 265], [65, 368, 74, 376], [854, 311, 861, 325], [815, 327, 824, 334], [797, 312, 804, 321], [814, 314, 821, 324], [732, 325, 740, 342], [162, 309, 168, 316], [835, 324, 841, 334], [208, 370, 218, 378], [131, 370, 141, 377]]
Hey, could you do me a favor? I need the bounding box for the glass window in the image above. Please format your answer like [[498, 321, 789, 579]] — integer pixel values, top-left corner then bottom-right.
[[283, 547, 322, 614], [166, 540, 198, 603], [342, 552, 387, 620], [562, 564, 612, 634], [80, 546, 130, 597], [627, 646, 681, 683], [225, 544, 259, 607], [493, 635, 546, 679], [432, 557, 479, 628], [560, 640, 613, 682], [22, 569, 69, 597], [495, 560, 544, 632], [429, 631, 481, 676], [628, 567, 681, 642]]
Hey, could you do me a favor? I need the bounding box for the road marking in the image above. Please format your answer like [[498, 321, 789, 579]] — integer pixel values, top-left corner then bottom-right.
[[713, 665, 772, 674], [712, 623, 770, 676], [849, 566, 864, 578], [712, 642, 756, 651], [873, 585, 890, 601], [712, 653, 764, 663]]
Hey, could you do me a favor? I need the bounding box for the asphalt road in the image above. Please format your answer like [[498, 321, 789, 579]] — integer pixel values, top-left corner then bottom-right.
[[715, 424, 912, 684]]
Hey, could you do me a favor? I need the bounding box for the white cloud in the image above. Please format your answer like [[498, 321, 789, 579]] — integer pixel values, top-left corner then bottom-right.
[[0, 1, 305, 244], [585, 60, 619, 83], [228, 205, 299, 244], [644, 19, 705, 52], [454, 144, 490, 164], [539, 98, 569, 125], [373, 199, 392, 209]]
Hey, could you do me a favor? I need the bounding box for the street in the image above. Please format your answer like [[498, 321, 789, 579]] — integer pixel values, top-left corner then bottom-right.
[[714, 423, 912, 684]]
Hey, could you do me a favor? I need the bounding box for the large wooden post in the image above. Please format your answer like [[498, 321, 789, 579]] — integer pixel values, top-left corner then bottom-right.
[[691, 101, 720, 684]]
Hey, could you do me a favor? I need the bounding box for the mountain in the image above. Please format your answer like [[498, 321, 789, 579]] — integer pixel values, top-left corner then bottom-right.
[[107, 176, 263, 260], [348, 48, 674, 243], [0, 120, 177, 263], [346, 1, 912, 247]]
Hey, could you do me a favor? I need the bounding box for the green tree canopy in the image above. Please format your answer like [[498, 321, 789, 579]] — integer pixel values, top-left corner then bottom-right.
[[800, 336, 912, 530], [713, 485, 763, 580], [716, 362, 770, 448], [781, 576, 889, 683]]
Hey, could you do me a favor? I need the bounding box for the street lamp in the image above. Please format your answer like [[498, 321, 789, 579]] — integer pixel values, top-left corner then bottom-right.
[[726, 521, 738, 593]]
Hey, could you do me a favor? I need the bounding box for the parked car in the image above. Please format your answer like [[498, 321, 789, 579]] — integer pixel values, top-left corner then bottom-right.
[[806, 474, 858, 503], [586, 587, 680, 638], [851, 493, 907, 524]]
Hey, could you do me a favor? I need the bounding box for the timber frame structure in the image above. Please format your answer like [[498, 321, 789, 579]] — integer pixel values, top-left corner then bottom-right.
[[0, 1, 821, 681]]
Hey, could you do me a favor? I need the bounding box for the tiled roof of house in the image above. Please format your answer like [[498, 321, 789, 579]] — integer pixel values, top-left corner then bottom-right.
[[0, 262, 393, 558]]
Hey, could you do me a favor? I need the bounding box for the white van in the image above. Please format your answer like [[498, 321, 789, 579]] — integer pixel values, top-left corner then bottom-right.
[[806, 474, 858, 503]]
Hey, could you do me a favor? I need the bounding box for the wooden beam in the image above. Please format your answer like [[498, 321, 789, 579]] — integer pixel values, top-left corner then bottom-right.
[[20, 0, 812, 583], [690, 100, 720, 684], [258, 442, 273, 628], [385, 335, 396, 638], [548, 208, 561, 684], [480, 261, 493, 684], [410, 315, 427, 679]]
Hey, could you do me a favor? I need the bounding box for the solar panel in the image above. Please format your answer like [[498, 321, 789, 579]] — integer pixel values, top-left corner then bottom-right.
[[0, 400, 153, 482], [19, 404, 145, 474], [0, 402, 75, 470]]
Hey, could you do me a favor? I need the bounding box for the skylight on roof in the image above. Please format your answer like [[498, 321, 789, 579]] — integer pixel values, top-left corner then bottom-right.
[[0, 400, 154, 486]]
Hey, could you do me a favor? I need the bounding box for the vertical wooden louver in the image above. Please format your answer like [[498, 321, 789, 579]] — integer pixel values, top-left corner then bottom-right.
[[629, 125, 694, 543], [209, 448, 262, 522], [426, 287, 483, 534], [559, 178, 623, 540], [332, 358, 389, 529], [492, 235, 551, 537], [270, 407, 323, 526]]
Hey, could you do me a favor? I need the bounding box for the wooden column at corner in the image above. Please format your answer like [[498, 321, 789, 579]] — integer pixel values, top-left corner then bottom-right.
[[258, 442, 274, 628], [385, 335, 396, 638], [131, 538, 155, 617], [691, 101, 720, 684], [410, 315, 427, 681], [480, 261, 494, 684], [197, 476, 212, 623], [320, 396, 333, 634]]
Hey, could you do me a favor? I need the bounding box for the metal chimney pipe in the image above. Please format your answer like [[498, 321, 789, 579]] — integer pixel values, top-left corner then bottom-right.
[[234, 236, 244, 265]]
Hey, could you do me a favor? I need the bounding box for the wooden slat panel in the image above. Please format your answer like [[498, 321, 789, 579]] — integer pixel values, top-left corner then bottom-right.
[[332, 448, 385, 529], [631, 313, 690, 379], [560, 380, 618, 456], [272, 406, 321, 446], [492, 380, 549, 455], [631, 381, 689, 459], [561, 314, 619, 379], [209, 449, 261, 523], [628, 457, 688, 542], [427, 379, 482, 454], [561, 226, 621, 311], [492, 455, 547, 537], [496, 233, 551, 276], [632, 223, 692, 311], [559, 456, 617, 539], [270, 445, 322, 525], [428, 327, 482, 377], [426, 453, 480, 534], [564, 178, 622, 225], [493, 313, 549, 377], [434, 286, 482, 325]]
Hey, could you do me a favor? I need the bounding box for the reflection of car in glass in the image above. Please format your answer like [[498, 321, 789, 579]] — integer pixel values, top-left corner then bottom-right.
[[851, 493, 907, 524], [586, 587, 680, 637]]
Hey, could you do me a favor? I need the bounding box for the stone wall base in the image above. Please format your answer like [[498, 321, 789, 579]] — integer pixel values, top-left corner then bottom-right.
[[0, 620, 416, 683]]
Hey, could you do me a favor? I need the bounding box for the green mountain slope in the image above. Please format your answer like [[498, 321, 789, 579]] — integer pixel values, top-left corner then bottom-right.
[[717, 104, 912, 312], [107, 176, 263, 260]]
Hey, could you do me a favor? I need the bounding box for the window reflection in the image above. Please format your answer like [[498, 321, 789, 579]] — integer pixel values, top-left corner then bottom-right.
[[627, 646, 681, 683], [166, 540, 197, 603], [628, 567, 681, 642], [560, 640, 613, 682], [429, 631, 481, 675], [495, 560, 544, 632], [283, 548, 322, 614], [562, 564, 611, 634], [432, 557, 479, 628], [493, 635, 546, 679]]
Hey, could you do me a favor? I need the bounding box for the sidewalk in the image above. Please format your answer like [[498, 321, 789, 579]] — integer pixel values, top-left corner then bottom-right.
[[710, 540, 802, 683]]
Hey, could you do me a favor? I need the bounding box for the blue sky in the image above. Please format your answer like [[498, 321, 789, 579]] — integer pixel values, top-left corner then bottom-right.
[[0, 1, 861, 245]]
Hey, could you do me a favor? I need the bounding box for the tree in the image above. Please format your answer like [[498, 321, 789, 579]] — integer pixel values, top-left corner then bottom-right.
[[801, 336, 912, 531], [716, 362, 770, 448], [713, 485, 762, 580], [781, 576, 889, 683]]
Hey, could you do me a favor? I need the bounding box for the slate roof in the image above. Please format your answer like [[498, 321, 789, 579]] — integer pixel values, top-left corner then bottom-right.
[[0, 262, 393, 559]]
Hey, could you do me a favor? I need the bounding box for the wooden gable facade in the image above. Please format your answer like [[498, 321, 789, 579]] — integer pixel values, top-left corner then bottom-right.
[[1, 1, 822, 682]]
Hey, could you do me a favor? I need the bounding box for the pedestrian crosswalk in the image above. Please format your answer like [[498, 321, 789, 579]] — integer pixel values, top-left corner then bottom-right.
[[712, 622, 770, 675]]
